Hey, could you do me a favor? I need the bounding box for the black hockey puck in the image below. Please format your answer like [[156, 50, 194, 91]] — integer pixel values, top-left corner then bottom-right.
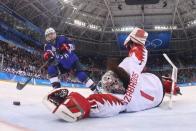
[[13, 101, 21, 106]]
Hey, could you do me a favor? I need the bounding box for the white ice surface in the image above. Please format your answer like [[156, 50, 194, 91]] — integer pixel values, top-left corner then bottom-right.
[[0, 80, 196, 131]]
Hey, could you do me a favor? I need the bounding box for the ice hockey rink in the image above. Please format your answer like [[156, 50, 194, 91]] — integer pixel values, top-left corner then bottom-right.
[[0, 80, 196, 131]]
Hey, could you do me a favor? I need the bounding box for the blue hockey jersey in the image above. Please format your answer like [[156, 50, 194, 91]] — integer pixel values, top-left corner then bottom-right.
[[44, 35, 78, 70]]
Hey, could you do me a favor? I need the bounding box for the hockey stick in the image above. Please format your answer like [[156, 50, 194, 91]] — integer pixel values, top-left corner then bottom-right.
[[16, 61, 49, 90]]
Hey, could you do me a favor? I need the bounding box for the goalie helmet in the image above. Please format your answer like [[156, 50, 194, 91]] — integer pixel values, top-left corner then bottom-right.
[[101, 70, 126, 94]]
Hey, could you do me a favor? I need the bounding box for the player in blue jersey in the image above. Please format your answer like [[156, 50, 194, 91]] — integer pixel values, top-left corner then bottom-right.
[[43, 27, 96, 91]]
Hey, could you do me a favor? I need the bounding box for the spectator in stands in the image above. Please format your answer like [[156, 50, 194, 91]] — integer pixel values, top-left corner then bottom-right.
[[0, 41, 195, 84]]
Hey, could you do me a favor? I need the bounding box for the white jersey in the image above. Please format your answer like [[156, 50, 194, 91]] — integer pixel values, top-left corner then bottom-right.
[[115, 73, 164, 112], [89, 44, 164, 118], [117, 44, 164, 112], [89, 73, 164, 118]]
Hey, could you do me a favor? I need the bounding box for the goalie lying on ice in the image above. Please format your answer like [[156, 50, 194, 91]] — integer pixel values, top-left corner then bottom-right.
[[42, 27, 181, 122], [42, 74, 180, 122]]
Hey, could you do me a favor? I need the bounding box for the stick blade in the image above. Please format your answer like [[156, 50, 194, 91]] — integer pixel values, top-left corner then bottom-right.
[[16, 82, 25, 90]]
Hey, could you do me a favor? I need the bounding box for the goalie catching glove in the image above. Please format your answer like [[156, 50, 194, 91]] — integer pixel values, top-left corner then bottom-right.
[[43, 88, 125, 122], [162, 76, 182, 95]]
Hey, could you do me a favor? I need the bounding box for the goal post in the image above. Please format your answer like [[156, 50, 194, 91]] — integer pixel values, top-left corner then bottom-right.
[[163, 53, 178, 109]]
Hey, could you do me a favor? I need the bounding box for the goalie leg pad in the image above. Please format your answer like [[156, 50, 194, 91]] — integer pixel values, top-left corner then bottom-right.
[[43, 89, 91, 122], [54, 92, 91, 122]]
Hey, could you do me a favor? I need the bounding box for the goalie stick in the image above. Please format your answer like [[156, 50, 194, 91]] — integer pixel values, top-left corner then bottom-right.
[[16, 61, 48, 90]]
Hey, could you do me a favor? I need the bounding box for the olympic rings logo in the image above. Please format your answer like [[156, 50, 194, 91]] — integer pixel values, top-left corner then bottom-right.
[[145, 39, 163, 48]]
